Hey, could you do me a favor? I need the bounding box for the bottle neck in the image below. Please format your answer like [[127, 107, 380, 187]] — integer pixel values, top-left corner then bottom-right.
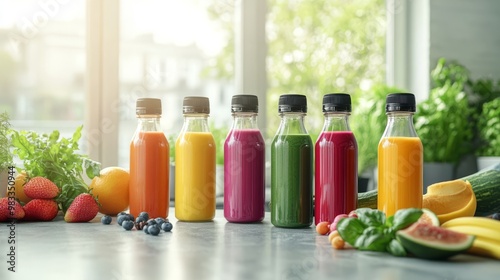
[[136, 115, 162, 132], [382, 112, 418, 137], [321, 112, 351, 132], [231, 112, 259, 130], [276, 112, 308, 135], [181, 114, 210, 133]]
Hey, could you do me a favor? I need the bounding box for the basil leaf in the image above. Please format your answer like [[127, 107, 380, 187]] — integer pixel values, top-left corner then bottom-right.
[[386, 239, 407, 257], [385, 215, 394, 228], [383, 227, 396, 238], [356, 208, 386, 227], [392, 208, 423, 230], [337, 218, 366, 246], [362, 226, 381, 236], [355, 227, 392, 252]]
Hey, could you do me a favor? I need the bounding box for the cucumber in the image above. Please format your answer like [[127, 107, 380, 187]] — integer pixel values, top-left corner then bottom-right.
[[358, 163, 500, 216], [358, 189, 377, 209]]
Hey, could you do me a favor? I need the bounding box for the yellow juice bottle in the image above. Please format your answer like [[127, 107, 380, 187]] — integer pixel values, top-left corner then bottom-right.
[[377, 93, 423, 216], [175, 97, 216, 221]]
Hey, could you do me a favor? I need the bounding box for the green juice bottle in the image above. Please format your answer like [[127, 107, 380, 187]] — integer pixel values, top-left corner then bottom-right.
[[271, 94, 313, 228]]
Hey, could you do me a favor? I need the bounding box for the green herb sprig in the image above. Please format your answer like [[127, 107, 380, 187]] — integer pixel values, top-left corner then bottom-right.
[[336, 208, 423, 257], [0, 112, 13, 171], [10, 125, 101, 212]]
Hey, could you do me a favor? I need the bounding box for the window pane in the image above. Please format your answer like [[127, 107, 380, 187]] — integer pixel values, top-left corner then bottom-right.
[[118, 0, 234, 167], [266, 0, 386, 137], [0, 1, 86, 142]]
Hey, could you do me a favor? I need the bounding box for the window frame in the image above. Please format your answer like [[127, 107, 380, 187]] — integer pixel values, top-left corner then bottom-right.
[[85, 0, 119, 166], [86, 0, 268, 166], [386, 0, 430, 102]]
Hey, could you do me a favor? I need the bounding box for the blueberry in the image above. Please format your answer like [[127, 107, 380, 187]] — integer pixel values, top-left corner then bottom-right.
[[117, 211, 127, 217], [161, 222, 173, 232], [122, 220, 135, 231], [117, 215, 130, 226], [148, 225, 160, 236], [135, 216, 147, 224], [126, 214, 135, 221], [139, 212, 149, 221], [155, 217, 166, 227], [101, 215, 112, 225], [491, 213, 500, 221], [147, 219, 157, 226], [143, 225, 150, 234]]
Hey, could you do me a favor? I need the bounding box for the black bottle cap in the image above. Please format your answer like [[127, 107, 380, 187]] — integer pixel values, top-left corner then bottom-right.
[[231, 94, 259, 113], [385, 93, 416, 112], [322, 93, 351, 112], [183, 96, 210, 114], [136, 98, 162, 115], [278, 94, 307, 113]]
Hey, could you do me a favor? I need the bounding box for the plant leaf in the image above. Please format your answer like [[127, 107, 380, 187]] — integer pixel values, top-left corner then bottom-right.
[[337, 217, 367, 246], [84, 158, 101, 179], [392, 208, 423, 231], [356, 208, 386, 227], [386, 239, 407, 257]]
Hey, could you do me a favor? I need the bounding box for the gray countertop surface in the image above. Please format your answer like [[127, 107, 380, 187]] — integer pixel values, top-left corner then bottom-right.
[[2, 208, 499, 280]]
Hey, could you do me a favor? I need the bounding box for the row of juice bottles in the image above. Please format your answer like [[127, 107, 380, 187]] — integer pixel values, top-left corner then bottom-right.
[[129, 93, 423, 227]]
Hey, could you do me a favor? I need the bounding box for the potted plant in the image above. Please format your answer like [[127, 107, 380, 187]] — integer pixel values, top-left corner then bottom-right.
[[465, 76, 500, 171], [414, 59, 474, 189], [0, 112, 13, 197], [476, 98, 500, 170], [350, 84, 406, 192]]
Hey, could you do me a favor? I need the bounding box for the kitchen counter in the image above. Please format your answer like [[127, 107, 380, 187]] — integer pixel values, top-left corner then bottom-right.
[[2, 208, 499, 280]]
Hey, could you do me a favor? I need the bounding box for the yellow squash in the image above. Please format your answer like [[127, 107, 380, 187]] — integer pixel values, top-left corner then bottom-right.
[[422, 179, 476, 224]]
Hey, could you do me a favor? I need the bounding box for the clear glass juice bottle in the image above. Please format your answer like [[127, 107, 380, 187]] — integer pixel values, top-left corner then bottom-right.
[[129, 98, 170, 218], [224, 94, 265, 223], [378, 93, 423, 216], [271, 94, 313, 228], [175, 96, 216, 221], [315, 93, 358, 225]]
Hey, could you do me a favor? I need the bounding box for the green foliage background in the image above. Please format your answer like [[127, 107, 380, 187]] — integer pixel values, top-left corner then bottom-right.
[[0, 112, 13, 170], [206, 0, 386, 138], [477, 98, 500, 156]]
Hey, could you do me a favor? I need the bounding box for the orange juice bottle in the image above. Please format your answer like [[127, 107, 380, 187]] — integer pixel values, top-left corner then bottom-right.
[[378, 93, 423, 216], [129, 98, 170, 218], [175, 96, 216, 221]]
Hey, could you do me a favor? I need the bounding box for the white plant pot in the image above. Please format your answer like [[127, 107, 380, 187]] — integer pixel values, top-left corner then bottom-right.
[[477, 156, 500, 171], [423, 162, 454, 193]]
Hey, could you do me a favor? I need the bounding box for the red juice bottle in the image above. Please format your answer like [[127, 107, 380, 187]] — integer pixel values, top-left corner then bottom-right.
[[224, 95, 265, 223], [315, 93, 358, 225]]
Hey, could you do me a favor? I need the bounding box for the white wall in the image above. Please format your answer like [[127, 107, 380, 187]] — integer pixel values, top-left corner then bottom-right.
[[430, 0, 500, 80]]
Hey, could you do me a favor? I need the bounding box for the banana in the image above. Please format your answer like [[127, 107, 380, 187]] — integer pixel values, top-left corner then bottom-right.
[[441, 217, 500, 232], [443, 225, 500, 244], [467, 238, 500, 260]]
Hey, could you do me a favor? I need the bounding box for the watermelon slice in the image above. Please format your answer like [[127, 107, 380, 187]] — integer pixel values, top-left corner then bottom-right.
[[396, 222, 475, 260]]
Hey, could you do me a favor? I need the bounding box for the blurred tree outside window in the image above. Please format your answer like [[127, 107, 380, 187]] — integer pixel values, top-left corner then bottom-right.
[[208, 0, 386, 139]]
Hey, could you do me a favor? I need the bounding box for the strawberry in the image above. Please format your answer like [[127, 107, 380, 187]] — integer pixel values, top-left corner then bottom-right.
[[23, 199, 59, 221], [24, 177, 59, 199], [0, 197, 25, 222], [64, 193, 99, 223]]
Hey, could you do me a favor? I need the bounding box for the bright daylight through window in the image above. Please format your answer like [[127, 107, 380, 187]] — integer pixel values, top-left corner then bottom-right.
[[0, 0, 386, 170]]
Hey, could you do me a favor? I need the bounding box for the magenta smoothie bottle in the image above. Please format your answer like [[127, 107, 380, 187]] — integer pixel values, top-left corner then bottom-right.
[[224, 95, 265, 223], [315, 93, 358, 225]]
